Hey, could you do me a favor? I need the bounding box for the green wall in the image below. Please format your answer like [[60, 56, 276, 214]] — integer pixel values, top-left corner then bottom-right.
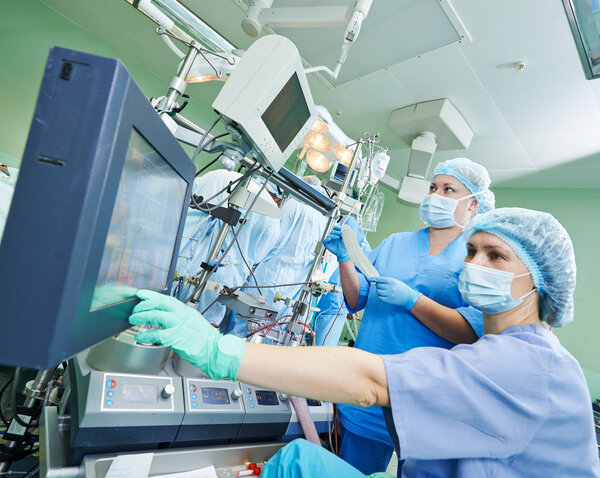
[[0, 0, 221, 167], [2, 1, 599, 400]]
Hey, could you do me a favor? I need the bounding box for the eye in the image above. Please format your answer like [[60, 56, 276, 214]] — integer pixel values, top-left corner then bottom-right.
[[489, 251, 505, 261], [429, 184, 436, 192], [466, 246, 476, 257], [444, 186, 455, 193]]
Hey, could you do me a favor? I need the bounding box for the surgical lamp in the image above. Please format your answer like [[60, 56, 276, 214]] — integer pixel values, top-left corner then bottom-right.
[[295, 105, 356, 175]]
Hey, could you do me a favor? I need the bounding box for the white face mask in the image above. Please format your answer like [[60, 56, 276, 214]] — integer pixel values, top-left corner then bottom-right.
[[419, 192, 477, 229], [458, 262, 536, 314]]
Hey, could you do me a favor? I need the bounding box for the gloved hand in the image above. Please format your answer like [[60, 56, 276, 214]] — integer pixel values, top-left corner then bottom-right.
[[129, 289, 246, 380], [323, 225, 350, 262], [371, 277, 422, 310]]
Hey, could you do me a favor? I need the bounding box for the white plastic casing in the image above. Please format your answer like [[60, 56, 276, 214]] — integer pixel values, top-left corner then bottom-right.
[[212, 35, 317, 172]]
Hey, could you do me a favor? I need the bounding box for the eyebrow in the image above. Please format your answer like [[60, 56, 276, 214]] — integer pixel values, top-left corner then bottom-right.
[[467, 242, 512, 255], [431, 181, 458, 188]]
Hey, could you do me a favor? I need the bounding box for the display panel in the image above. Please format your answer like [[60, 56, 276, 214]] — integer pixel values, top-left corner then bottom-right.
[[261, 73, 311, 153], [121, 383, 158, 404], [306, 399, 322, 407], [201, 387, 230, 405], [91, 129, 187, 310], [255, 390, 279, 406]]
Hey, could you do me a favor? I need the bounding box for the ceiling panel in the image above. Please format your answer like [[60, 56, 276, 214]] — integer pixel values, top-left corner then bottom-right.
[[461, 14, 600, 137], [387, 45, 518, 143], [519, 128, 600, 170], [449, 0, 565, 42]]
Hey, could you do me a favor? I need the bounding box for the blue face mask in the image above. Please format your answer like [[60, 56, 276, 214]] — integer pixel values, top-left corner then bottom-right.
[[458, 262, 535, 314], [419, 192, 477, 229]]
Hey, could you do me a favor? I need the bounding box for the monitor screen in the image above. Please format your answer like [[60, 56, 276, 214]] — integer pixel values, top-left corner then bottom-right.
[[0, 47, 194, 369], [91, 129, 188, 310], [261, 72, 311, 153]]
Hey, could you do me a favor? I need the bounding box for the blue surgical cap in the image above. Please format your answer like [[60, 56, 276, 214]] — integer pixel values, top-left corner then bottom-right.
[[463, 207, 576, 327], [433, 158, 495, 213]]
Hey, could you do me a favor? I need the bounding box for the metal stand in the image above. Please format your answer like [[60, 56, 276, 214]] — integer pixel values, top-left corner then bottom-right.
[[0, 367, 57, 475]]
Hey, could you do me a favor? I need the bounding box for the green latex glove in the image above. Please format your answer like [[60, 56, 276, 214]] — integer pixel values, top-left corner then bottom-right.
[[129, 289, 246, 380], [368, 473, 395, 478]]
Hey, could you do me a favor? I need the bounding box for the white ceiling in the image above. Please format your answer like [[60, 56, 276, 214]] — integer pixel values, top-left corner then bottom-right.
[[43, 0, 600, 188]]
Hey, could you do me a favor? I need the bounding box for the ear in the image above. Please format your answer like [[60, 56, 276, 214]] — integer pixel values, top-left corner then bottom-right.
[[469, 198, 479, 215]]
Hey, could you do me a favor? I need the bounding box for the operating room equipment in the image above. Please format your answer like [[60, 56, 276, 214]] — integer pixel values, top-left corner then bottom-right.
[[242, 0, 372, 81], [0, 47, 194, 371]]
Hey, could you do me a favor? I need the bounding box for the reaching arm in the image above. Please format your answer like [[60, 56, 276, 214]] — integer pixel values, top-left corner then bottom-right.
[[237, 343, 390, 407], [129, 290, 390, 407], [338, 260, 361, 310], [410, 295, 478, 344]]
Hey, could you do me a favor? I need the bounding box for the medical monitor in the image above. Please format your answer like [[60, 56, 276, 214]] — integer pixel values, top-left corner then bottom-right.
[[0, 47, 194, 369], [212, 35, 317, 172]]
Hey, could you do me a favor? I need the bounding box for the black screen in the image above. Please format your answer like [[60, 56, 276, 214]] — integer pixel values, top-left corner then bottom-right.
[[255, 390, 279, 406], [261, 73, 311, 152]]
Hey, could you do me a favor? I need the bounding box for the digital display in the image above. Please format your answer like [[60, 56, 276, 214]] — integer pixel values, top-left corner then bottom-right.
[[306, 399, 322, 407], [261, 73, 311, 153], [121, 383, 158, 404], [255, 390, 279, 406], [201, 387, 230, 405], [91, 129, 188, 310]]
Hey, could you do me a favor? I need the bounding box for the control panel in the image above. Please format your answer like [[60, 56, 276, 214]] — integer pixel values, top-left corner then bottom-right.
[[236, 382, 291, 440], [101, 372, 176, 411], [176, 378, 245, 445]]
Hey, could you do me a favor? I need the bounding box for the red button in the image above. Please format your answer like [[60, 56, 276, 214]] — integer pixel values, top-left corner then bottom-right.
[[109, 380, 116, 389], [192, 384, 197, 392]]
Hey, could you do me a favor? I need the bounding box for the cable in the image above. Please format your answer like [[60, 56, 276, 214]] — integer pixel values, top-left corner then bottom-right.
[[234, 234, 262, 295], [10, 367, 33, 428], [321, 303, 345, 346], [23, 463, 40, 478], [194, 155, 220, 177], [190, 164, 261, 214], [185, 169, 274, 303], [0, 375, 14, 427], [190, 115, 222, 168], [236, 281, 311, 290]]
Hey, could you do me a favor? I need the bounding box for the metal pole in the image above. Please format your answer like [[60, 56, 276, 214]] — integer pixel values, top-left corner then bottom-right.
[[0, 368, 56, 474], [280, 139, 363, 345]]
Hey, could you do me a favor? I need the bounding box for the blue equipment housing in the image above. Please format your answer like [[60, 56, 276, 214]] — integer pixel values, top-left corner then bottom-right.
[[0, 47, 194, 369]]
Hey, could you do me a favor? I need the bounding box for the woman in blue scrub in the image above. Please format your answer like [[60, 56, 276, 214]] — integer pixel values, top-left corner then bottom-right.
[[129, 207, 599, 476], [322, 158, 495, 474]]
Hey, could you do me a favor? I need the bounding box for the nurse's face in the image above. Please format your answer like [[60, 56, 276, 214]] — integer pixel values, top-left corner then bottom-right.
[[429, 174, 478, 226], [465, 231, 535, 299]]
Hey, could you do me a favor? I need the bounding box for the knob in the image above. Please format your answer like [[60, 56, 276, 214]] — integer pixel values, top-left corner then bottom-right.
[[279, 393, 288, 401], [161, 384, 175, 399], [231, 388, 242, 400]]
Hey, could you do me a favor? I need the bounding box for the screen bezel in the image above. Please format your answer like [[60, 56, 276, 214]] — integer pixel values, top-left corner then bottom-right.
[[0, 48, 194, 368]]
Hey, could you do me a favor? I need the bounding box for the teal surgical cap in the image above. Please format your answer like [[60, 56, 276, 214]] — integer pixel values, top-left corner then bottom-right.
[[433, 158, 495, 213], [463, 207, 576, 327]]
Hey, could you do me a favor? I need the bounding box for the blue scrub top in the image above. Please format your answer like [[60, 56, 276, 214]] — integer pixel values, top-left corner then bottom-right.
[[338, 228, 483, 444], [382, 324, 600, 477]]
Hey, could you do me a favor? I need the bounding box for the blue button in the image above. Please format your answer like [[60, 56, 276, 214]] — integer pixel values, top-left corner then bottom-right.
[[192, 402, 198, 408], [249, 396, 253, 401], [191, 393, 197, 400], [250, 403, 254, 409], [105, 400, 113, 407], [106, 390, 114, 397]]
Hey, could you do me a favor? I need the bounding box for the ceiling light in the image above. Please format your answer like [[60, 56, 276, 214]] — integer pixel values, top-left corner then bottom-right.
[[333, 144, 352, 166], [311, 119, 329, 134], [306, 151, 330, 173], [305, 131, 330, 152]]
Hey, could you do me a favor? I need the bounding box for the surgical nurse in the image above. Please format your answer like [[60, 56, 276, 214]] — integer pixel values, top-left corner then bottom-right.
[[321, 158, 495, 474], [129, 207, 600, 477]]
